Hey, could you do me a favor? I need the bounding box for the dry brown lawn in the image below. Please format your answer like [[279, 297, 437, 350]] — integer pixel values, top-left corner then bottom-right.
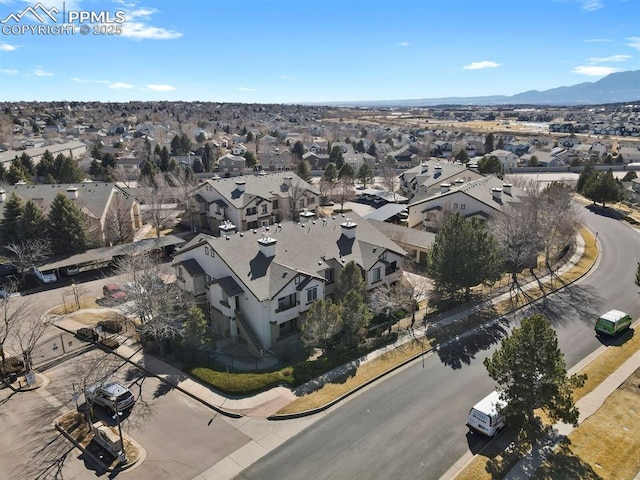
[[49, 297, 100, 315], [57, 411, 140, 469], [533, 368, 640, 480]]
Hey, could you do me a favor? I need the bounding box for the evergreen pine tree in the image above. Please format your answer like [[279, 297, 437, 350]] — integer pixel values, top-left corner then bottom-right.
[[0, 192, 24, 243], [47, 193, 91, 254]]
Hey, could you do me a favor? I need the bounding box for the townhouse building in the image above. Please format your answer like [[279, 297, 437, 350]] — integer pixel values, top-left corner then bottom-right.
[[192, 172, 319, 236], [172, 212, 406, 356]]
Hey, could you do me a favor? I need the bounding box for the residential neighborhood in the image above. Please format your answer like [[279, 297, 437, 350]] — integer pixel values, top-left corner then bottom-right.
[[2, 99, 640, 480]]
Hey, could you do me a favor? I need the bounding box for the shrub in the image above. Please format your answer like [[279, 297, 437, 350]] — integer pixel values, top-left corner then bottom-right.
[[99, 338, 119, 349], [98, 319, 122, 334], [1, 357, 24, 376], [76, 327, 98, 342]]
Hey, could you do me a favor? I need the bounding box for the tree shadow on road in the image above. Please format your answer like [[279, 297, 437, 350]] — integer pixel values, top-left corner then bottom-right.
[[524, 283, 603, 329], [427, 307, 510, 370]]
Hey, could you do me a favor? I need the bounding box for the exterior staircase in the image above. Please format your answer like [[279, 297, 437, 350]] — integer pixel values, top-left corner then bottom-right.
[[234, 310, 266, 357]]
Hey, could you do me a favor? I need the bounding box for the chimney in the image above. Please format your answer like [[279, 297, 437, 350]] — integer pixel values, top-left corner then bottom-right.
[[299, 209, 315, 221], [283, 175, 293, 186], [235, 180, 246, 193], [340, 220, 357, 239], [440, 183, 451, 194], [258, 234, 277, 258], [421, 163, 429, 174], [66, 187, 79, 200], [467, 162, 479, 172], [0, 190, 5, 203], [502, 183, 512, 195], [454, 178, 464, 186], [491, 187, 503, 201], [219, 220, 237, 236]]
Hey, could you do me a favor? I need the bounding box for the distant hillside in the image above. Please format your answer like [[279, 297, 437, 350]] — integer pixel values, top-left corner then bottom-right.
[[327, 70, 640, 107]]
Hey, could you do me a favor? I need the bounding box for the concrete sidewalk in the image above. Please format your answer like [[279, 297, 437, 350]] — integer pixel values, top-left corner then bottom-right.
[[46, 228, 633, 480], [502, 346, 640, 480]]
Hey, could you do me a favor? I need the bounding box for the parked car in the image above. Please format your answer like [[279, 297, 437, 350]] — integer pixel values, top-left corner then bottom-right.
[[85, 382, 135, 414], [32, 267, 57, 284], [103, 283, 127, 302]]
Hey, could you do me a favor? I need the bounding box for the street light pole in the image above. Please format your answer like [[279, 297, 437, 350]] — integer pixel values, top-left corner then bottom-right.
[[114, 409, 127, 464]]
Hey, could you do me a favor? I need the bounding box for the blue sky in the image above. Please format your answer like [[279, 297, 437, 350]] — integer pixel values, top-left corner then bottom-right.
[[0, 0, 639, 103]]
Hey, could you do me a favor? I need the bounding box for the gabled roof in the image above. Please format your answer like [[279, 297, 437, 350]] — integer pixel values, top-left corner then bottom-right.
[[409, 175, 523, 213], [0, 182, 131, 222], [175, 211, 406, 302], [194, 172, 319, 210]]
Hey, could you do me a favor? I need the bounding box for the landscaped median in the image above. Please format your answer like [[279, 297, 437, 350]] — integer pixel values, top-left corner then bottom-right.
[[55, 411, 144, 472]]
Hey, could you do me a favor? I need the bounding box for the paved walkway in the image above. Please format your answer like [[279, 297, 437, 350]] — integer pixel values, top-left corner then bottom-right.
[[43, 229, 640, 479]]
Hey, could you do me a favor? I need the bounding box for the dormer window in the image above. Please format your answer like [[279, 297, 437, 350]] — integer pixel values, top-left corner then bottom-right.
[[295, 275, 303, 285]]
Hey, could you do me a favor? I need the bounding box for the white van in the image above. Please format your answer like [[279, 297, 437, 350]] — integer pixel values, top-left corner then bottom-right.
[[466, 391, 506, 437]]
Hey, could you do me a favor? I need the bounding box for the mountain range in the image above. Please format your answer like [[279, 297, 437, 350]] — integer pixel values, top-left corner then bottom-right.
[[329, 70, 640, 107]]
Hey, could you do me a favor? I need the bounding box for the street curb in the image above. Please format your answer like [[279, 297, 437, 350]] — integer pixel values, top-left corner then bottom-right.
[[54, 420, 144, 472], [109, 345, 244, 420], [270, 227, 598, 421], [49, 316, 244, 419]]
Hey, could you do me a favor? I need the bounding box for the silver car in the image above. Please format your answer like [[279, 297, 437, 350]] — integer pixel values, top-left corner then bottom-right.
[[85, 382, 135, 413]]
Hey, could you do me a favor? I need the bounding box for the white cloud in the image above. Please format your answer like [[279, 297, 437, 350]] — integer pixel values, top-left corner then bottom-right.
[[147, 84, 175, 91], [109, 82, 134, 89], [0, 69, 18, 75], [572, 65, 620, 76], [584, 38, 612, 43], [238, 86, 256, 91], [579, 0, 604, 11], [589, 54, 631, 63], [0, 44, 17, 52], [127, 8, 158, 19], [34, 67, 53, 77], [398, 41, 410, 47], [72, 77, 111, 84], [120, 22, 182, 40], [627, 37, 640, 50], [462, 61, 501, 71], [281, 75, 297, 80]]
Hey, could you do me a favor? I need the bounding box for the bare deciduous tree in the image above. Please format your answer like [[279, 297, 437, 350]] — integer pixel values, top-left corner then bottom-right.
[[381, 161, 399, 202], [105, 191, 135, 245], [4, 239, 51, 274], [114, 253, 192, 356], [166, 169, 199, 233], [137, 175, 175, 238], [12, 313, 47, 373], [0, 286, 31, 375]]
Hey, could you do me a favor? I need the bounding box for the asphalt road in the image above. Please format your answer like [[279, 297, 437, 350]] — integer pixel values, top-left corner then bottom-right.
[[237, 205, 640, 480], [1, 348, 252, 480]]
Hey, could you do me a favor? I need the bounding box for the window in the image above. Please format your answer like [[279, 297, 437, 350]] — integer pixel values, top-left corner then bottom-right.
[[299, 198, 305, 209], [453, 203, 458, 209], [372, 267, 382, 283], [272, 200, 279, 209], [461, 204, 466, 210], [324, 268, 334, 284], [247, 221, 258, 229], [295, 275, 303, 285], [277, 293, 296, 312], [261, 204, 268, 214], [205, 246, 209, 255], [246, 207, 257, 216], [306, 286, 318, 304]]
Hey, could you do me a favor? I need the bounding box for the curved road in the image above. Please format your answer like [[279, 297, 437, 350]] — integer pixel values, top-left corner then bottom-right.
[[236, 206, 640, 480]]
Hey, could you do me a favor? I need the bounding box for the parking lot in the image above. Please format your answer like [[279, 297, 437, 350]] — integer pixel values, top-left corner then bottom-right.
[[1, 347, 252, 480]]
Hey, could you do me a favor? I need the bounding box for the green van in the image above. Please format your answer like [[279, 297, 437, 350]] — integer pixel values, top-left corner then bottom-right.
[[595, 310, 632, 337]]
